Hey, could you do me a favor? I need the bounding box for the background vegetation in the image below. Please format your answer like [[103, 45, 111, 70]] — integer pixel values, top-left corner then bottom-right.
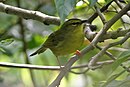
[[0, 0, 130, 87]]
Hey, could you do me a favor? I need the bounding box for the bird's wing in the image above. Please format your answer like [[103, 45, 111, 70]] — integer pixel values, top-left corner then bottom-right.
[[30, 29, 65, 56], [43, 30, 65, 48]]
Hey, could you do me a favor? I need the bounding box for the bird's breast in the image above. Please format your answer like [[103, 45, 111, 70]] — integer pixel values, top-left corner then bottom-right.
[[51, 29, 84, 56]]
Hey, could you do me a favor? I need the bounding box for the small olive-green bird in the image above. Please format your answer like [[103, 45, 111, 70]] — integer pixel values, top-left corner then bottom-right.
[[30, 18, 87, 56]]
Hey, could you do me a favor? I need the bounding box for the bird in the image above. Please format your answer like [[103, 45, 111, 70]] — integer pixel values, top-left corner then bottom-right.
[[30, 18, 87, 67]]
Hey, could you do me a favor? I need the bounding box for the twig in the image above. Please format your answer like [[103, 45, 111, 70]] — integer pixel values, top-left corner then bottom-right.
[[88, 1, 113, 23], [0, 3, 60, 25], [95, 45, 116, 60], [94, 5, 106, 24], [0, 62, 62, 70], [99, 28, 130, 42], [0, 60, 114, 70], [85, 25, 130, 42], [70, 60, 114, 74]]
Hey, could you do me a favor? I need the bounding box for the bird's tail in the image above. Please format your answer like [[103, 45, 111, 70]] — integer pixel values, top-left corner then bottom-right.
[[30, 47, 46, 56]]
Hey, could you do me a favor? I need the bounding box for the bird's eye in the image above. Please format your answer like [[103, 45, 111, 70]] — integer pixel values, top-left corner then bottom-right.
[[71, 23, 78, 26]]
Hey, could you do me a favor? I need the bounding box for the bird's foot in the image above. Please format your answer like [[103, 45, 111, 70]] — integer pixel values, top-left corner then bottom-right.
[[75, 50, 81, 56]]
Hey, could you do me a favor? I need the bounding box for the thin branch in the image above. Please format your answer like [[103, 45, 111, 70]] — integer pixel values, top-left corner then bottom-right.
[[99, 28, 130, 42], [0, 3, 60, 25], [0, 62, 62, 70], [70, 60, 114, 74], [95, 45, 116, 60], [0, 60, 114, 70], [94, 5, 106, 24], [85, 26, 130, 42], [88, 1, 113, 23]]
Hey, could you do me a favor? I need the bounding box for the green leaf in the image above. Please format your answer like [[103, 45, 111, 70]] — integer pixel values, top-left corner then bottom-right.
[[111, 50, 130, 72], [88, 0, 97, 7], [54, 0, 77, 22]]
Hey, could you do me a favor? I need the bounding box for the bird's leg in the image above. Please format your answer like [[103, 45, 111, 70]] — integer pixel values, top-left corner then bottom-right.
[[56, 56, 62, 70], [75, 50, 81, 56]]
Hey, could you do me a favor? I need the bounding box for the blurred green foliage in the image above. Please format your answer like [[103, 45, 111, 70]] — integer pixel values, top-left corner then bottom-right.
[[54, 0, 77, 22], [0, 0, 130, 87]]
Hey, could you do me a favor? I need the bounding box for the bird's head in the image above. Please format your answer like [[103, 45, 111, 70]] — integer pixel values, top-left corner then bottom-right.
[[61, 18, 88, 30]]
